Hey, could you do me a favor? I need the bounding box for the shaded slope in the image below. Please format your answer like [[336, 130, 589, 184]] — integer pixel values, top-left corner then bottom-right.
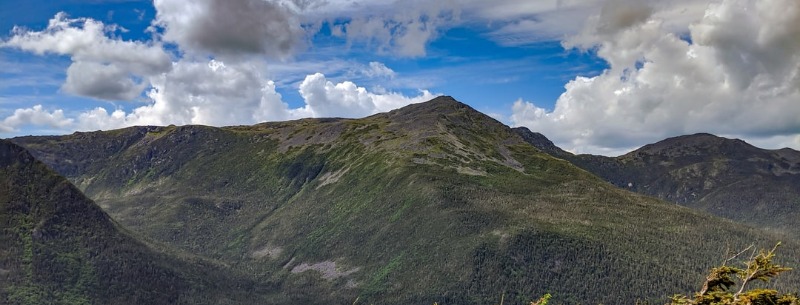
[[12, 97, 800, 304], [514, 128, 800, 236], [0, 140, 273, 305]]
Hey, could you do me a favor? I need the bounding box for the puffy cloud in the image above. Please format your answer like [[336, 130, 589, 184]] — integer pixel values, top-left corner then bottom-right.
[[0, 6, 438, 136], [298, 72, 437, 118], [512, 0, 800, 155], [63, 62, 147, 101], [0, 7, 315, 130], [363, 61, 395, 78], [330, 0, 460, 57], [0, 67, 437, 135], [3, 13, 171, 75], [72, 60, 294, 129], [0, 105, 74, 132], [75, 107, 130, 131], [1, 12, 171, 101], [153, 0, 304, 58], [690, 0, 800, 91], [147, 60, 292, 125]]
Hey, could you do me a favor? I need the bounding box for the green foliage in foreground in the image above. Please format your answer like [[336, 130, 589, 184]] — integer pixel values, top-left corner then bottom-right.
[[433, 245, 797, 305], [670, 243, 798, 305]]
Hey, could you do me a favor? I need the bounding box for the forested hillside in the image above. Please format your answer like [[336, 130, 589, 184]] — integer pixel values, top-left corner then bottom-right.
[[11, 97, 800, 304], [0, 140, 277, 305]]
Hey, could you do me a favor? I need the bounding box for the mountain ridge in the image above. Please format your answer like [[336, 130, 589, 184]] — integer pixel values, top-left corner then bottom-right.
[[10, 97, 800, 304], [514, 128, 800, 236], [0, 139, 282, 304]]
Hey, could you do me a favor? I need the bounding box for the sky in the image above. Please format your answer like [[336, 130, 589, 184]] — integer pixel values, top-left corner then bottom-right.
[[0, 0, 799, 156]]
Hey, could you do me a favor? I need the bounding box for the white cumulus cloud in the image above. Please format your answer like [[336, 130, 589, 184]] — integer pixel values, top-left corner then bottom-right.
[[297, 72, 437, 118], [0, 67, 437, 135], [0, 7, 440, 137], [72, 59, 294, 129], [153, 0, 304, 58], [511, 0, 800, 155], [0, 105, 74, 132], [63, 62, 148, 101], [2, 12, 172, 101]]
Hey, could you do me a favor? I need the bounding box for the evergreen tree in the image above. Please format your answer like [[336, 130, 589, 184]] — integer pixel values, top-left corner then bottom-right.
[[669, 243, 798, 305]]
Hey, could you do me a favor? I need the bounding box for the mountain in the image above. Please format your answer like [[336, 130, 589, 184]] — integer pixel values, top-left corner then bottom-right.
[[514, 128, 800, 236], [12, 97, 800, 304], [0, 140, 277, 305]]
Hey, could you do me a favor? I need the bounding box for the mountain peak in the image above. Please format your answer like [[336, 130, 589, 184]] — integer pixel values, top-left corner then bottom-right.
[[375, 96, 513, 140], [627, 132, 760, 159], [383, 95, 469, 118], [419, 95, 461, 106]]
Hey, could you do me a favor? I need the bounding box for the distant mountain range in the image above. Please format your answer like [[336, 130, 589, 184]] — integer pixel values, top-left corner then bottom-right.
[[514, 128, 800, 236], [7, 96, 799, 304]]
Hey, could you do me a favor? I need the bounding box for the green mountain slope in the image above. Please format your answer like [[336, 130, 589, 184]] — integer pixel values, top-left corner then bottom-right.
[[0, 140, 277, 305], [514, 128, 800, 236], [12, 97, 800, 304]]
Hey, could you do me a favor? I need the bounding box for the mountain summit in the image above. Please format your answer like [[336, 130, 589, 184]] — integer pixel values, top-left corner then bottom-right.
[[625, 133, 770, 159], [12, 98, 800, 304]]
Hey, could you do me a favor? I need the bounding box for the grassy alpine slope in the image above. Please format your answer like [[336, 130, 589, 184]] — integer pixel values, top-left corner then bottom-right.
[[0, 140, 278, 305], [13, 96, 800, 304]]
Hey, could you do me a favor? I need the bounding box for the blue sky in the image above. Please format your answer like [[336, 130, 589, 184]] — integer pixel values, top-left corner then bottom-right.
[[0, 0, 605, 116], [2, 0, 799, 155]]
